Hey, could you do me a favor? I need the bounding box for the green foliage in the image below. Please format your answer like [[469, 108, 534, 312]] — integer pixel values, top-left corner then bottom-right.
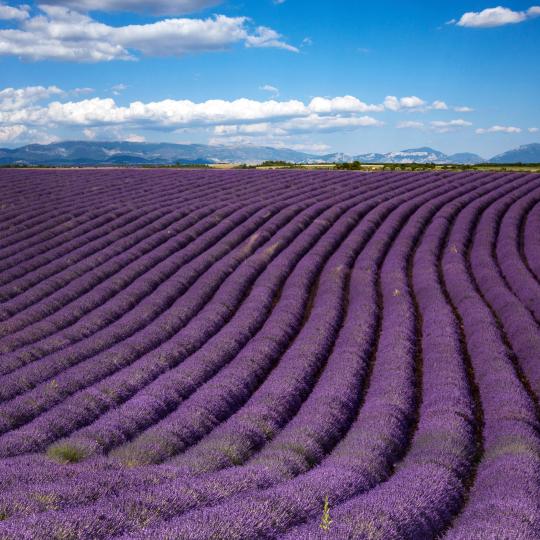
[[336, 160, 362, 170], [258, 160, 301, 168], [47, 443, 88, 464]]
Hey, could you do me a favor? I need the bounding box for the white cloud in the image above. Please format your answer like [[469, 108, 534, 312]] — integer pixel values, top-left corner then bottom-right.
[[431, 100, 448, 110], [453, 6, 540, 28], [396, 119, 472, 132], [0, 3, 29, 20], [0, 86, 63, 111], [309, 96, 384, 114], [0, 6, 297, 62], [279, 114, 382, 134], [430, 119, 472, 133], [528, 127, 539, 133], [384, 95, 427, 111], [476, 125, 522, 134], [260, 84, 279, 97], [0, 124, 27, 142], [454, 106, 474, 113], [397, 121, 425, 129], [0, 92, 386, 132], [46, 1, 221, 15]]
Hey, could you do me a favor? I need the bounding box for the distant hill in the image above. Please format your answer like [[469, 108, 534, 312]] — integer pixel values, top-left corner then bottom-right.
[[0, 140, 538, 166], [489, 143, 540, 164], [0, 141, 321, 166]]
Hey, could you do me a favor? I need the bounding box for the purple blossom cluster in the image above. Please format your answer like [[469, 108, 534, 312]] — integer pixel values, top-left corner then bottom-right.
[[0, 168, 538, 539]]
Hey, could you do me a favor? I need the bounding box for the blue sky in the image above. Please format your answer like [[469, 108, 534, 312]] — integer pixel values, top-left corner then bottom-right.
[[0, 0, 539, 157]]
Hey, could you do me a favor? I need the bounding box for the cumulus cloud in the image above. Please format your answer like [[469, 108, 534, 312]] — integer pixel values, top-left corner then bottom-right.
[[0, 90, 387, 134], [529, 127, 539, 133], [453, 6, 540, 28], [430, 119, 473, 133], [46, 0, 221, 15], [454, 106, 474, 113], [0, 6, 297, 62], [476, 125, 522, 134], [0, 124, 27, 142], [309, 96, 384, 114], [0, 3, 29, 20], [384, 95, 426, 111], [0, 86, 63, 111], [431, 100, 448, 110]]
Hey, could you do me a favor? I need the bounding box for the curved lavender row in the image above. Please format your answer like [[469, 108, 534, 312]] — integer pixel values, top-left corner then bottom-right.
[[107, 172, 439, 468], [524, 200, 540, 282], [0, 169, 234, 293], [127, 172, 493, 540], [442, 178, 540, 539], [166, 172, 470, 477], [0, 172, 536, 540], [0, 168, 203, 232], [0, 169, 280, 281], [496, 186, 540, 321], [0, 174, 430, 520], [0, 208, 193, 326], [0, 171, 446, 536], [276, 176, 521, 540], [0, 204, 254, 383], [0, 205, 294, 432], [0, 174, 384, 445], [0, 173, 368, 369], [0, 172, 329, 344], [0, 169, 178, 257], [0, 209, 175, 301], [0, 207, 139, 274], [471, 178, 540, 398], [0, 179, 371, 455]]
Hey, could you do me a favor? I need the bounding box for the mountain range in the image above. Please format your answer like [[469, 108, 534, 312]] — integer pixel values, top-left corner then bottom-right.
[[0, 141, 539, 166]]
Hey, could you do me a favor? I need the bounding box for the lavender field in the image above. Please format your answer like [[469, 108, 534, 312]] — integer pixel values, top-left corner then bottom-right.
[[0, 168, 539, 540]]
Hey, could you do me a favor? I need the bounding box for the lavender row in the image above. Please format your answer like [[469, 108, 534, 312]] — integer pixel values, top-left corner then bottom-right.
[[0, 169, 290, 283], [0, 169, 234, 291], [442, 175, 540, 539], [130, 172, 494, 539], [0, 170, 332, 342], [44, 172, 416, 462], [471, 177, 540, 398], [165, 171, 470, 476], [495, 184, 540, 321], [0, 172, 456, 536], [0, 175, 381, 452], [19, 171, 485, 538], [524, 200, 540, 281]]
